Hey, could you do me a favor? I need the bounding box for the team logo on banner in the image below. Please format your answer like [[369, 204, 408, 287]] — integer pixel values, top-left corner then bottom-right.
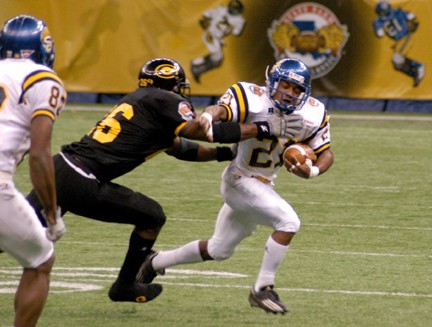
[[267, 2, 349, 79]]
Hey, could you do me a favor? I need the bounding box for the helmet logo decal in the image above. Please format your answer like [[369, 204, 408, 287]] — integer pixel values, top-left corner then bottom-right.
[[155, 63, 177, 79], [41, 27, 53, 54], [288, 71, 304, 83], [267, 2, 349, 79], [0, 15, 55, 68]]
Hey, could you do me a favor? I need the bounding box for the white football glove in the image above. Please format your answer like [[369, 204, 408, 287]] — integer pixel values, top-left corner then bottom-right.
[[267, 113, 303, 139], [42, 207, 66, 242], [199, 112, 214, 142]]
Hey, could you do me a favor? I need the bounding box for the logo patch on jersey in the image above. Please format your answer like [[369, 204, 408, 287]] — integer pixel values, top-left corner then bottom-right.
[[249, 84, 264, 96], [267, 2, 349, 79], [178, 101, 195, 120], [307, 97, 319, 107]]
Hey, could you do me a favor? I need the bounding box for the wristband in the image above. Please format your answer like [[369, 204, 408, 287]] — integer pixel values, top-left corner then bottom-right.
[[170, 138, 199, 161], [216, 146, 233, 162], [254, 121, 271, 141], [212, 122, 242, 143], [309, 166, 320, 178]]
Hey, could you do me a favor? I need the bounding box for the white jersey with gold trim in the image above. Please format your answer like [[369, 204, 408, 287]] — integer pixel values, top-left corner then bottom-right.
[[218, 81, 331, 183], [0, 59, 66, 176]]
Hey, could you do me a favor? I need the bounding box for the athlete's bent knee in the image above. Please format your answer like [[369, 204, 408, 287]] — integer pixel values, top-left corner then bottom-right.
[[276, 214, 301, 233], [207, 240, 234, 261], [290, 216, 301, 233]]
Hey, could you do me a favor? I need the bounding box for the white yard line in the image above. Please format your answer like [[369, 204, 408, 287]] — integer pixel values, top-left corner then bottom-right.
[[159, 282, 432, 299], [1, 268, 431, 298]]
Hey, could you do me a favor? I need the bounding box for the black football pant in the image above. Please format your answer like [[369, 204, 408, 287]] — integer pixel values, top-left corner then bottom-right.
[[27, 153, 166, 230]]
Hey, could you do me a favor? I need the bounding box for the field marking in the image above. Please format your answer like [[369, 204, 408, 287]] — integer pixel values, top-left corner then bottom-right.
[[65, 106, 432, 121], [296, 201, 432, 210], [0, 268, 246, 278], [1, 267, 431, 298], [158, 282, 432, 299], [58, 239, 432, 257], [0, 280, 102, 294], [304, 223, 432, 231], [293, 249, 432, 259]]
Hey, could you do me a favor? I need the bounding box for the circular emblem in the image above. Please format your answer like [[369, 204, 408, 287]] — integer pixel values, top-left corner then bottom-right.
[[155, 64, 177, 79], [267, 2, 350, 79]]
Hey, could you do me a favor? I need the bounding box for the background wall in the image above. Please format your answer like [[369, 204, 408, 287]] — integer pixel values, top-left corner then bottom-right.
[[1, 0, 431, 111]]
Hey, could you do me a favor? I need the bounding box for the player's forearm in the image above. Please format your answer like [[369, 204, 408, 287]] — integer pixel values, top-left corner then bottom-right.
[[315, 148, 334, 175], [29, 152, 57, 223], [196, 145, 233, 162], [202, 104, 228, 121]]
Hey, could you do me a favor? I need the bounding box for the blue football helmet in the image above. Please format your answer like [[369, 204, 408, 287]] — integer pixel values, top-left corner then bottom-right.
[[0, 15, 55, 68], [375, 1, 392, 18], [138, 58, 190, 98], [265, 58, 312, 113]]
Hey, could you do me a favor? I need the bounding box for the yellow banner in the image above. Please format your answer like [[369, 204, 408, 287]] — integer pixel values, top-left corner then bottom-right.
[[0, 0, 430, 99]]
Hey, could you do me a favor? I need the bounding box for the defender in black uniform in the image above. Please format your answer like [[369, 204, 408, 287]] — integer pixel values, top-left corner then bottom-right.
[[27, 58, 298, 304]]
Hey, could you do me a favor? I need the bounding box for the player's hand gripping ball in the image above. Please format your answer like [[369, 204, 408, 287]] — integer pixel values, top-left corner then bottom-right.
[[283, 143, 317, 178]]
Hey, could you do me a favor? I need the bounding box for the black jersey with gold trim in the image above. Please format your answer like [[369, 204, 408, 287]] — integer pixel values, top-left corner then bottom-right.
[[62, 87, 195, 181]]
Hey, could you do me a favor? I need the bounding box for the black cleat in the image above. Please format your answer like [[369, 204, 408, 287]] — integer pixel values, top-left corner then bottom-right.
[[136, 250, 165, 284], [248, 285, 288, 314], [108, 280, 162, 303]]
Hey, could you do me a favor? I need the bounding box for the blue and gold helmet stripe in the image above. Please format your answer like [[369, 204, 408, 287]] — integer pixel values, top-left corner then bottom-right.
[[19, 70, 64, 103], [230, 83, 248, 123]]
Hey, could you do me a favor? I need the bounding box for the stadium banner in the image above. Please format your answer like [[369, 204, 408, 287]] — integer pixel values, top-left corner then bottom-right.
[[0, 0, 430, 99]]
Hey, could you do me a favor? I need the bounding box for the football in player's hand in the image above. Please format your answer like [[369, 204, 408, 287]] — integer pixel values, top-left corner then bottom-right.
[[283, 143, 317, 168]]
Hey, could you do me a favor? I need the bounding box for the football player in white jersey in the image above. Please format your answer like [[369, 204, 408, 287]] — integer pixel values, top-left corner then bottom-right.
[[137, 58, 334, 314], [191, 0, 246, 82], [0, 15, 66, 327]]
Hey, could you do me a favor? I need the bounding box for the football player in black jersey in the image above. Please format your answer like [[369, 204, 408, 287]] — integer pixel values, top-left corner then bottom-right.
[[26, 58, 302, 304]]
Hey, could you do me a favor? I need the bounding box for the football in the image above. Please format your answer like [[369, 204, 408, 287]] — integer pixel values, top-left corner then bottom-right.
[[283, 143, 317, 168]]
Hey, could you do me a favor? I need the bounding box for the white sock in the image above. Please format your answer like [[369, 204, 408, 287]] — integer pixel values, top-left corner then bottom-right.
[[152, 240, 203, 270], [254, 236, 289, 292]]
